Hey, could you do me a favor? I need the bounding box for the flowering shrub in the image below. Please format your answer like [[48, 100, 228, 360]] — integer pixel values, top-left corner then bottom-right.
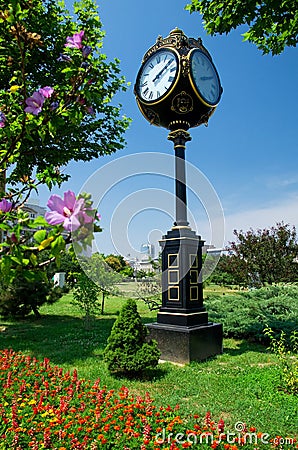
[[0, 190, 101, 317], [0, 0, 128, 319], [0, 0, 129, 190], [0, 350, 296, 449]]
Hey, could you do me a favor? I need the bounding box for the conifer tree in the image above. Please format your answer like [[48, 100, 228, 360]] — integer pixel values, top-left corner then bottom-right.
[[104, 299, 160, 376]]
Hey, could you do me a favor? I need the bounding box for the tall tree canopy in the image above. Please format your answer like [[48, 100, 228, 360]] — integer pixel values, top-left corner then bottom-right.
[[0, 0, 130, 193], [185, 0, 298, 55]]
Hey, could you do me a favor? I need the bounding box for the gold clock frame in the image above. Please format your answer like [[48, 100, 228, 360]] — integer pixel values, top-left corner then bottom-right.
[[135, 47, 181, 106], [187, 48, 221, 108]]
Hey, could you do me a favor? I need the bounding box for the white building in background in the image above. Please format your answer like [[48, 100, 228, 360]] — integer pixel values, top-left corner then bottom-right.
[[23, 202, 47, 221], [19, 202, 47, 238], [1, 201, 47, 243], [120, 242, 156, 274], [125, 255, 154, 274], [140, 242, 155, 259], [136, 254, 154, 273]]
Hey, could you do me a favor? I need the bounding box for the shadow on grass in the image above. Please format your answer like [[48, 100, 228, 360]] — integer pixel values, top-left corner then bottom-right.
[[109, 366, 168, 382], [0, 313, 116, 366], [0, 313, 165, 372]]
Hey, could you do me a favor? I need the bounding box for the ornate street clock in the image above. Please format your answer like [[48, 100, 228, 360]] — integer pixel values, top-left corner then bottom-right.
[[134, 28, 223, 130], [135, 29, 223, 364]]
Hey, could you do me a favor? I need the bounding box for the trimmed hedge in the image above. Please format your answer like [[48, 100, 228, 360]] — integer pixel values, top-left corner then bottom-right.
[[205, 285, 298, 343]]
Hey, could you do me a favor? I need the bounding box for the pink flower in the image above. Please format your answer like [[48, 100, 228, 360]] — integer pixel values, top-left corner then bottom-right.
[[0, 198, 13, 213], [0, 111, 6, 128], [10, 233, 18, 243], [25, 91, 45, 115], [45, 190, 93, 232], [65, 30, 85, 49], [39, 86, 54, 98], [85, 105, 95, 115], [82, 45, 92, 58], [57, 53, 72, 62], [76, 96, 86, 105]]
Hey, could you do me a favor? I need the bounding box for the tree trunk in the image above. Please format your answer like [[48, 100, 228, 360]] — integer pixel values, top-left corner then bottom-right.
[[101, 291, 105, 315], [32, 305, 41, 319]]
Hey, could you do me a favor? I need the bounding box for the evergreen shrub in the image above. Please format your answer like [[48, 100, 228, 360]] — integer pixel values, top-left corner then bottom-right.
[[205, 285, 298, 343], [104, 298, 160, 376]]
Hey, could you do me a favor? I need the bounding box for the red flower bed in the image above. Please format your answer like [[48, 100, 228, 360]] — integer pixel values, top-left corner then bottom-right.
[[0, 349, 296, 449]]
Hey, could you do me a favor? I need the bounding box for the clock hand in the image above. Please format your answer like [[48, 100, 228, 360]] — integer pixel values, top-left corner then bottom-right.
[[200, 76, 213, 81], [153, 59, 173, 83]]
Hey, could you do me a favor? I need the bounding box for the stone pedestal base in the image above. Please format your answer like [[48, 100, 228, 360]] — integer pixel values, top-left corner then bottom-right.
[[147, 322, 223, 364]]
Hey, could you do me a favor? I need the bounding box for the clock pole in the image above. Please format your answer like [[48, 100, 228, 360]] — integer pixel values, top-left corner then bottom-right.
[[168, 129, 191, 227], [135, 29, 223, 364]]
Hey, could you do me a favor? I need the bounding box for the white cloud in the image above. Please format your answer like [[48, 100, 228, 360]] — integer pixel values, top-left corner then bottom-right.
[[223, 194, 298, 244], [264, 174, 298, 188]]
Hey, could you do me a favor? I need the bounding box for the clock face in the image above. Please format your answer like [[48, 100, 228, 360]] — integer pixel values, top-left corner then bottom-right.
[[136, 49, 179, 102], [189, 49, 221, 106]]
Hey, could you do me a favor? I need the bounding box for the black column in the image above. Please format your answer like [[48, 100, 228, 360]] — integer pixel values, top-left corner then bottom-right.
[[147, 127, 223, 363], [168, 129, 191, 227]]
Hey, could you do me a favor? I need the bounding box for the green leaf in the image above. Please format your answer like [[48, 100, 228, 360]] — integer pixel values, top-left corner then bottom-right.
[[22, 270, 39, 282], [29, 253, 38, 266], [0, 223, 12, 231], [33, 229, 47, 244], [48, 121, 56, 138], [10, 256, 23, 265], [29, 216, 48, 229], [0, 255, 12, 276], [51, 235, 66, 257], [55, 255, 61, 268]]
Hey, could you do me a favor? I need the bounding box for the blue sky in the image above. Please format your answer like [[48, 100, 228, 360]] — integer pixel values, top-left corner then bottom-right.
[[35, 0, 298, 258]]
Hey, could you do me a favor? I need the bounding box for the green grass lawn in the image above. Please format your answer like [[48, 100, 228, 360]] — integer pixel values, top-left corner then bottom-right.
[[0, 292, 297, 438]]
